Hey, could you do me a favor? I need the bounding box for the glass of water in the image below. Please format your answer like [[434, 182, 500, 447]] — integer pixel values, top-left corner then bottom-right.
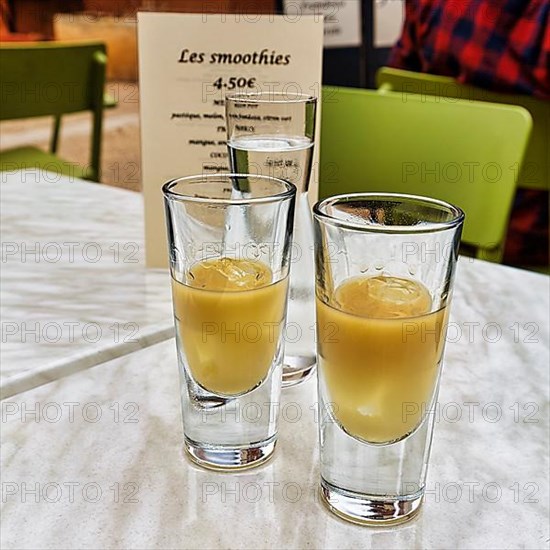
[[313, 193, 464, 525], [225, 91, 318, 387], [163, 174, 296, 470]]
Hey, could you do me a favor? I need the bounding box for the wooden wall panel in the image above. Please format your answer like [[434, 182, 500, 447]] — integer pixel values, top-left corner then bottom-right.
[[10, 0, 84, 37], [10, 0, 276, 37]]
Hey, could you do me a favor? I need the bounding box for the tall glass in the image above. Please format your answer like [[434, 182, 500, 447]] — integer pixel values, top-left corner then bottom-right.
[[163, 174, 296, 470], [225, 91, 317, 387], [313, 193, 464, 525]]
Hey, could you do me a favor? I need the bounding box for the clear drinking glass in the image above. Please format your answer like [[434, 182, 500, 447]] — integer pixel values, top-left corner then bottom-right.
[[163, 174, 296, 470], [225, 91, 317, 387], [313, 193, 464, 525]]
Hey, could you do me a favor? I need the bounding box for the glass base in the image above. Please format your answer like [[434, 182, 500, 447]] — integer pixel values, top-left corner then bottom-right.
[[320, 479, 423, 526], [282, 354, 316, 388], [184, 436, 277, 471]]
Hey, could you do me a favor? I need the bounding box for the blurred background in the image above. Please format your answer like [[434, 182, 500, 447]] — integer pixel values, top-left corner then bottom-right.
[[0, 0, 402, 190]]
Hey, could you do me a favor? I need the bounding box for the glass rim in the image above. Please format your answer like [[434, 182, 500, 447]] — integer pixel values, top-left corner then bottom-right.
[[313, 192, 465, 234], [162, 173, 296, 205], [225, 91, 317, 104]]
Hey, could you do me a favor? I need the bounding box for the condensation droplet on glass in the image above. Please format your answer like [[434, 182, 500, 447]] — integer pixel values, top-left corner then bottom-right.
[[374, 261, 384, 270], [408, 265, 417, 276]]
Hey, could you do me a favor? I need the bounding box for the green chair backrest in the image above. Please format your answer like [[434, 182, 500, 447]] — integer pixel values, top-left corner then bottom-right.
[[319, 86, 532, 260], [0, 41, 106, 119], [376, 67, 549, 191], [0, 41, 107, 181]]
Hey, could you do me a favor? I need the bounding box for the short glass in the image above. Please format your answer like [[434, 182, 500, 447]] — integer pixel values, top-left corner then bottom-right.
[[313, 193, 464, 525], [225, 91, 318, 387], [163, 174, 296, 470]]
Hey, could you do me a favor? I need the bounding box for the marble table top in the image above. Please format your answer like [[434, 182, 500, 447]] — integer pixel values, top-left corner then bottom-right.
[[1, 258, 548, 549], [0, 171, 174, 399]]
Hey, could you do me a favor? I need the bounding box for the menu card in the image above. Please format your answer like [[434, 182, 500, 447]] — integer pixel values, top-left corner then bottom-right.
[[138, 12, 324, 267]]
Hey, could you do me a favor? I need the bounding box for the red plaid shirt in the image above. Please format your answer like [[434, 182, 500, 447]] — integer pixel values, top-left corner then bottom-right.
[[390, 0, 550, 100]]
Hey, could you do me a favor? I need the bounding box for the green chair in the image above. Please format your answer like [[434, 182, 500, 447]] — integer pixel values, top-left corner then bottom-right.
[[0, 41, 107, 182], [319, 86, 532, 262], [376, 67, 549, 191]]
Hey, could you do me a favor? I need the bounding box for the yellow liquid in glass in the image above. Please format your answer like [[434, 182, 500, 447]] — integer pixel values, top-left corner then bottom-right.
[[172, 257, 288, 396], [317, 276, 448, 444]]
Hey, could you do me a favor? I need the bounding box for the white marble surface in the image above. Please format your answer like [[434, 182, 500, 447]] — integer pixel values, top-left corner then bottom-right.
[[0, 171, 174, 398], [1, 259, 548, 549]]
